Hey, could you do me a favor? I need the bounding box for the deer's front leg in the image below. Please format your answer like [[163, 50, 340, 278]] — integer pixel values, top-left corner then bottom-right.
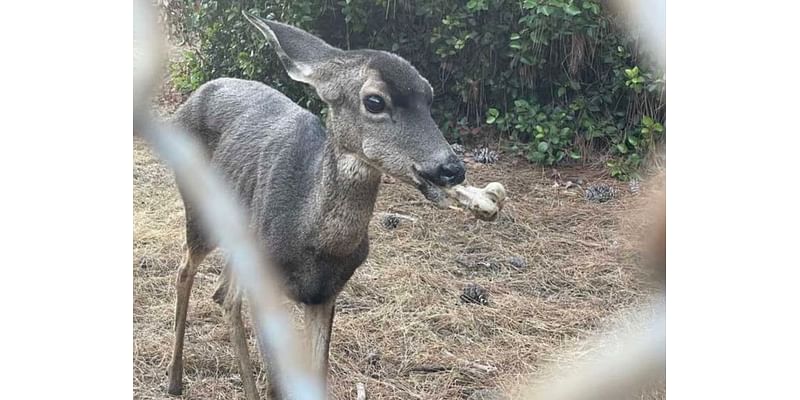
[[304, 298, 336, 393]]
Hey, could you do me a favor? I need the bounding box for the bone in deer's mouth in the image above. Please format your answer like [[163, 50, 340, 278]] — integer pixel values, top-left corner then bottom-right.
[[410, 167, 507, 221], [443, 182, 507, 221]]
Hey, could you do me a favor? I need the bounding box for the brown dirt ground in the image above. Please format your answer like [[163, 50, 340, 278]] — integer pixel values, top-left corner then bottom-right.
[[134, 114, 665, 399]]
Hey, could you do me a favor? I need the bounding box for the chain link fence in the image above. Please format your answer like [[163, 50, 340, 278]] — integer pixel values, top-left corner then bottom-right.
[[133, 0, 664, 397]]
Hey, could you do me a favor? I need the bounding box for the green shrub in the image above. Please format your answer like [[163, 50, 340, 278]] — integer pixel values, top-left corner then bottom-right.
[[165, 0, 665, 179]]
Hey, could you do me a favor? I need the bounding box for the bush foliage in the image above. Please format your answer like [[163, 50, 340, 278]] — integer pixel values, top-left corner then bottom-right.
[[164, 0, 665, 179]]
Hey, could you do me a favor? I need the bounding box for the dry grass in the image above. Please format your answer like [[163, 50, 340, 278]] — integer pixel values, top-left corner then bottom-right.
[[133, 130, 664, 399]]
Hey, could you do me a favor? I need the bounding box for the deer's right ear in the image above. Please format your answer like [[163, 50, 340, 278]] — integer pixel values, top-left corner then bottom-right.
[[243, 12, 342, 86]]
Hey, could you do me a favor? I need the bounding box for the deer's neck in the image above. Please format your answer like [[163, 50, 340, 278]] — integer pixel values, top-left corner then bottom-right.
[[312, 139, 381, 256]]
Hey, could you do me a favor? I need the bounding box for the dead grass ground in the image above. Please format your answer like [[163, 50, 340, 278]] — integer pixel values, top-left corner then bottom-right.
[[134, 120, 664, 399]]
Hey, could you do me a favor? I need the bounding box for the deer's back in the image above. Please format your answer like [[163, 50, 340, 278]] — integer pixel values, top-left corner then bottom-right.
[[173, 76, 326, 214], [173, 78, 357, 303], [172, 77, 322, 154]]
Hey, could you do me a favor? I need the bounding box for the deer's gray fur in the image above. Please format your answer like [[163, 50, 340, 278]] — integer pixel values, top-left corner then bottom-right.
[[166, 12, 465, 400]]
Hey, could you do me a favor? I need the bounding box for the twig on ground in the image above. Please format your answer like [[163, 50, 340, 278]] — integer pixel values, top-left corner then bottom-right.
[[408, 365, 450, 374], [444, 350, 498, 374], [387, 201, 431, 211], [377, 212, 418, 223]]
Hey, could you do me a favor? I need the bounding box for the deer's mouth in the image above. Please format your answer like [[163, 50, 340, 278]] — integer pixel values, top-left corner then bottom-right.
[[410, 166, 450, 208]]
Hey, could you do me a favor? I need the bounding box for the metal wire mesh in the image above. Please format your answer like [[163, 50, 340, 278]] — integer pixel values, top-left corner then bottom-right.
[[519, 1, 665, 396], [133, 0, 665, 398], [134, 1, 324, 398]]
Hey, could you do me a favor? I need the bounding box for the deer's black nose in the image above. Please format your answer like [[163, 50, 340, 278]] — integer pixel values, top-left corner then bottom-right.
[[422, 156, 465, 187], [440, 160, 465, 185]]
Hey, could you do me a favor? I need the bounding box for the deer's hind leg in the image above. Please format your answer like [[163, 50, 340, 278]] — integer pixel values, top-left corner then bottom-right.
[[167, 206, 214, 396], [217, 270, 260, 400], [167, 241, 211, 395]]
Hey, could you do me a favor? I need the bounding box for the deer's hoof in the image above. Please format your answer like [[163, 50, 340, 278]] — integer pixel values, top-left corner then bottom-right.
[[166, 365, 183, 395], [167, 381, 183, 396]]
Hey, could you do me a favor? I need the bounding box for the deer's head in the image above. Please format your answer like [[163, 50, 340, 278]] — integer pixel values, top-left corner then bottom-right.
[[244, 13, 465, 205]]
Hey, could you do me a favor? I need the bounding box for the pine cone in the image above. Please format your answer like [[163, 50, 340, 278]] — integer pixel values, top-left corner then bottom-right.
[[472, 147, 499, 164], [381, 214, 400, 229], [460, 283, 489, 305], [628, 178, 641, 195], [451, 143, 466, 156], [584, 183, 617, 203]]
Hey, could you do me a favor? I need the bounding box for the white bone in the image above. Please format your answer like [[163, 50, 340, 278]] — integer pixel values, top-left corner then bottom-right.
[[445, 182, 506, 221]]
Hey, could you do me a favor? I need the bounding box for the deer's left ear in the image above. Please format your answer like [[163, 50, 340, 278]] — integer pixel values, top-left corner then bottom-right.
[[243, 12, 343, 87]]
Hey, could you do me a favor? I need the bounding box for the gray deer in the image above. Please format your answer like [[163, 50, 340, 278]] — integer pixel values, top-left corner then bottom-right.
[[166, 12, 466, 399]]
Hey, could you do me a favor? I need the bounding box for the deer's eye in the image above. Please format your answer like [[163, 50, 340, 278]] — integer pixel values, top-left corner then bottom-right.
[[363, 95, 386, 113]]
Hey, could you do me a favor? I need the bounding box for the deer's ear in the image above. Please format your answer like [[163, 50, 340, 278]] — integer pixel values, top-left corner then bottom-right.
[[243, 12, 342, 86]]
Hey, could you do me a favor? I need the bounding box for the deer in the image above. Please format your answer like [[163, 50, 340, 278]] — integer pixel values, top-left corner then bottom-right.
[[164, 12, 506, 400]]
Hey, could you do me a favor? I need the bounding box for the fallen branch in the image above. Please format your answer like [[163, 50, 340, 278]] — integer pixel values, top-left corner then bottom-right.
[[443, 350, 498, 374], [407, 365, 450, 374], [376, 212, 418, 223]]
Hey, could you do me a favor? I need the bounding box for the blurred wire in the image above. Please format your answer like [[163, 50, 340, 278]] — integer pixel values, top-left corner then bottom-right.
[[133, 0, 665, 399], [133, 1, 324, 398], [519, 1, 666, 398], [520, 302, 666, 400], [612, 0, 666, 67]]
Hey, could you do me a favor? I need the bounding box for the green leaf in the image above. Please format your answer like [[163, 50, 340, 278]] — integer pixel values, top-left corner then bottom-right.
[[616, 143, 628, 154], [564, 4, 582, 16], [529, 151, 546, 162], [557, 87, 566, 97], [627, 136, 639, 146], [537, 5, 553, 16], [624, 68, 635, 78], [510, 33, 521, 40], [642, 115, 654, 126], [486, 108, 499, 124], [537, 141, 549, 152], [570, 150, 582, 159]]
